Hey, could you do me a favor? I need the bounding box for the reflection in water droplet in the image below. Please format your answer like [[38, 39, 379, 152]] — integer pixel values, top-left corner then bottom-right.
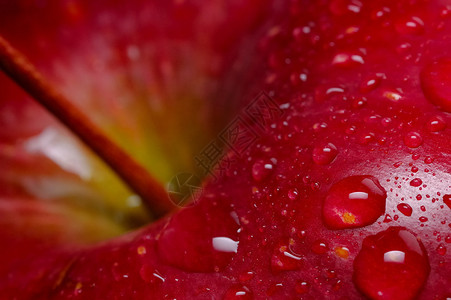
[[322, 176, 387, 229], [421, 58, 451, 112], [353, 227, 430, 300]]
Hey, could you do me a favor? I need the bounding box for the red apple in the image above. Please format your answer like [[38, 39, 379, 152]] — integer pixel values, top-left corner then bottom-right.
[[0, 0, 450, 299]]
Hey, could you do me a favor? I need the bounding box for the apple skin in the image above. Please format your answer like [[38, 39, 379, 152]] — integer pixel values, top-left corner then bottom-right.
[[0, 0, 450, 299]]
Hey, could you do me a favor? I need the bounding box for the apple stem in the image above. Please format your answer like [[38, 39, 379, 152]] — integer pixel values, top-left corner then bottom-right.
[[0, 35, 176, 219]]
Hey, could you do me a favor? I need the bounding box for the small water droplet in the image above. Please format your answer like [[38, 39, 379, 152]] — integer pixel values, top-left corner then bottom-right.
[[271, 243, 303, 272], [353, 227, 430, 300], [140, 265, 165, 283], [332, 52, 365, 67], [252, 160, 273, 182], [322, 176, 387, 229], [397, 203, 413, 216], [436, 244, 447, 255], [410, 178, 423, 187], [224, 285, 253, 300], [352, 96, 368, 108], [311, 240, 328, 254], [137, 245, 147, 256], [403, 132, 423, 148], [288, 189, 299, 200], [360, 74, 383, 93], [426, 115, 447, 132], [295, 281, 310, 294], [383, 90, 403, 101], [157, 204, 240, 272], [419, 216, 428, 222], [74, 282, 83, 295], [335, 246, 350, 258], [312, 142, 338, 165], [315, 85, 345, 102], [443, 194, 451, 209], [395, 16, 425, 35], [421, 58, 451, 112], [239, 271, 255, 282]]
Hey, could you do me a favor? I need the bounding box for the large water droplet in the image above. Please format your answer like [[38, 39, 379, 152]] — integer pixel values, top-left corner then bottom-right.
[[322, 176, 387, 229], [397, 203, 413, 216], [409, 178, 423, 187], [403, 131, 423, 148], [312, 143, 338, 165], [353, 227, 430, 300], [420, 58, 451, 112], [157, 203, 240, 272]]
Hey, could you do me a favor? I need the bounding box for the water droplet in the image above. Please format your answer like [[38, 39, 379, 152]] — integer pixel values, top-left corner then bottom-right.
[[315, 85, 345, 102], [397, 203, 413, 216], [239, 271, 254, 282], [419, 216, 428, 222], [436, 244, 447, 256], [426, 115, 447, 132], [322, 176, 387, 229], [271, 243, 303, 272], [410, 178, 423, 187], [395, 16, 425, 35], [288, 189, 299, 200], [360, 74, 383, 93], [353, 227, 430, 300], [74, 282, 83, 295], [329, 0, 363, 16], [332, 52, 365, 67], [403, 132, 423, 148], [137, 245, 147, 256], [421, 58, 451, 112], [312, 143, 338, 165], [266, 283, 283, 296], [157, 204, 240, 272], [224, 285, 253, 300], [383, 90, 403, 101], [252, 160, 273, 182], [140, 265, 165, 283], [311, 240, 328, 254], [295, 281, 310, 294], [335, 246, 350, 258]]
